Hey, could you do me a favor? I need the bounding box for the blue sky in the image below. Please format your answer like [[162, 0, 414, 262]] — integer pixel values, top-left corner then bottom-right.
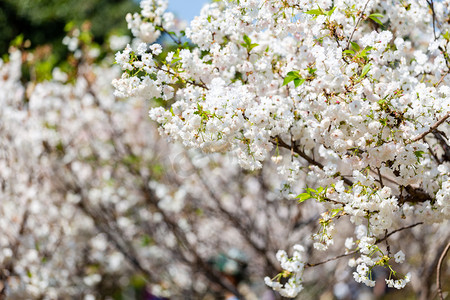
[[167, 0, 209, 22]]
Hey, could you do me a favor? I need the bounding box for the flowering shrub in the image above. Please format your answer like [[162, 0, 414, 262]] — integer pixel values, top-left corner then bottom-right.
[[115, 0, 450, 297]]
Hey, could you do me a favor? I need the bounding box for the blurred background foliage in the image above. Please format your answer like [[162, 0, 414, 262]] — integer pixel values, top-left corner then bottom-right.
[[0, 0, 139, 57]]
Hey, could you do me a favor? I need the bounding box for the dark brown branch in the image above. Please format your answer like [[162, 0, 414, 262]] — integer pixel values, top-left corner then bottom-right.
[[426, 0, 438, 40], [306, 250, 358, 268], [191, 160, 281, 273], [140, 183, 244, 298], [76, 193, 155, 282], [271, 136, 354, 186], [434, 131, 450, 162], [377, 167, 384, 187], [437, 242, 450, 300], [307, 222, 424, 269], [434, 70, 449, 87], [376, 222, 423, 244], [411, 112, 450, 143]]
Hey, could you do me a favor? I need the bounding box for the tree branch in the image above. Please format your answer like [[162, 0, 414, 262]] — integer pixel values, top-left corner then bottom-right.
[[345, 0, 371, 50], [375, 222, 423, 244], [271, 136, 354, 186], [437, 242, 450, 300], [306, 250, 358, 268], [411, 112, 450, 143], [306, 222, 424, 269]]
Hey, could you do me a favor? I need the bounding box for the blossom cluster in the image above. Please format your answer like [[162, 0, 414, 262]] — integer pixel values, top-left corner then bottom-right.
[[264, 245, 306, 297], [114, 0, 450, 297]]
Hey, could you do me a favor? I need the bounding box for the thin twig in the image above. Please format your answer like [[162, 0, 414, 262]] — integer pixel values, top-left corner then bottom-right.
[[377, 167, 384, 187], [376, 222, 423, 244], [410, 112, 450, 143], [384, 229, 391, 256], [426, 0, 438, 41], [345, 0, 371, 50], [306, 250, 358, 268], [155, 65, 209, 90], [437, 242, 450, 300], [307, 222, 424, 268], [434, 70, 450, 87], [271, 136, 354, 186]]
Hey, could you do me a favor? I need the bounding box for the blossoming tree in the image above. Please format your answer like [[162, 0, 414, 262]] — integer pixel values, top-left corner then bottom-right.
[[114, 0, 450, 298], [0, 28, 342, 299]]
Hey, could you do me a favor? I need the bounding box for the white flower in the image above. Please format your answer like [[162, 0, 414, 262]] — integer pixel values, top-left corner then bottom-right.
[[345, 237, 354, 250], [394, 250, 405, 263], [357, 263, 369, 275], [150, 44, 163, 55]]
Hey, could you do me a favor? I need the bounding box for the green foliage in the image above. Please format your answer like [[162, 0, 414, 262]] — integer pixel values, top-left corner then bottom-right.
[[368, 13, 384, 26], [360, 63, 371, 78], [305, 6, 336, 18], [283, 71, 305, 87], [0, 0, 139, 55], [296, 186, 327, 203], [240, 34, 258, 52]]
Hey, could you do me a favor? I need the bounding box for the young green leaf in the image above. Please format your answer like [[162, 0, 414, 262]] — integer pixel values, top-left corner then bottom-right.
[[355, 46, 373, 59], [326, 7, 337, 16], [360, 63, 371, 78], [243, 34, 251, 45], [369, 13, 384, 18], [443, 30, 450, 41], [282, 71, 302, 86], [293, 78, 306, 87], [369, 16, 383, 26], [241, 34, 259, 52], [414, 150, 425, 158], [296, 193, 312, 202], [350, 41, 360, 52], [305, 8, 324, 15]]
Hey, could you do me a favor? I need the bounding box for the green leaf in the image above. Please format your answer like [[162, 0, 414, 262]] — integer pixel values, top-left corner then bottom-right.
[[443, 30, 450, 41], [11, 34, 24, 47], [414, 150, 425, 158], [249, 43, 259, 51], [369, 13, 384, 18], [369, 15, 383, 25], [377, 98, 386, 105], [360, 63, 371, 78], [305, 8, 324, 15], [243, 34, 251, 45], [296, 193, 312, 202], [326, 7, 337, 16], [283, 76, 295, 86], [343, 50, 355, 55], [294, 78, 306, 87], [307, 67, 317, 75], [356, 46, 373, 59], [350, 41, 360, 52], [241, 34, 258, 52], [282, 71, 302, 86], [330, 208, 342, 217], [306, 187, 316, 193]]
